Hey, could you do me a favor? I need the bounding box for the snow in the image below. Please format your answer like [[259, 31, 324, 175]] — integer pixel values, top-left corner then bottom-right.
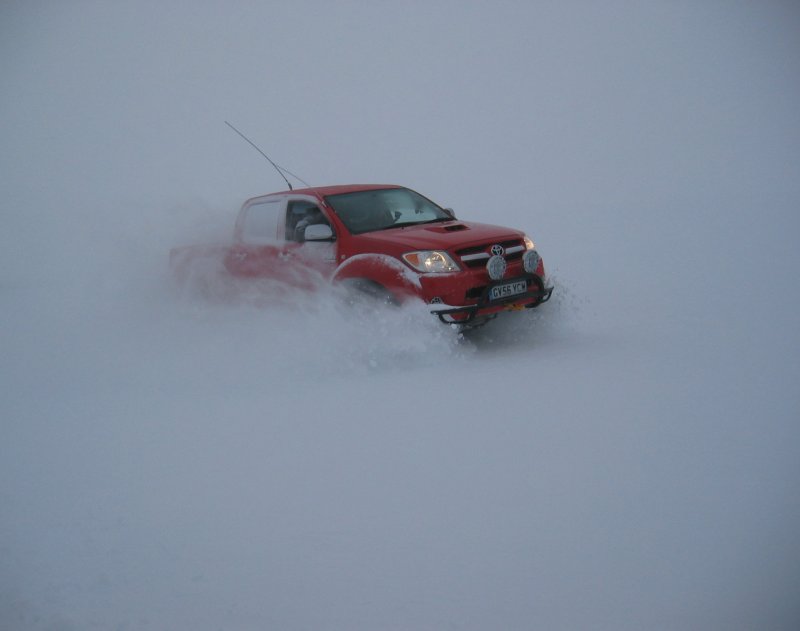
[[2, 2, 800, 630]]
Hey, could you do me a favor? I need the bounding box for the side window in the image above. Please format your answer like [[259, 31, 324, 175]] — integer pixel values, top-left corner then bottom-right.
[[242, 199, 282, 244], [286, 201, 330, 242]]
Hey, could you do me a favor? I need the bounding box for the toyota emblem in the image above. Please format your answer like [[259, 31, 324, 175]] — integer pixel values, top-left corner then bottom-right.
[[491, 244, 505, 257]]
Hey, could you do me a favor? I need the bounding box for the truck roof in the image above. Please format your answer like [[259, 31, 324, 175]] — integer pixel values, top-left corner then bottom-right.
[[251, 184, 403, 201]]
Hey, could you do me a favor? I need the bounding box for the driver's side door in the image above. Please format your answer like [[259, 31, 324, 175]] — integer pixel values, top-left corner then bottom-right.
[[282, 199, 338, 281]]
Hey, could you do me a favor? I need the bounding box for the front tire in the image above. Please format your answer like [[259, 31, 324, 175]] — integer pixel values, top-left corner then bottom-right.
[[339, 278, 399, 307]]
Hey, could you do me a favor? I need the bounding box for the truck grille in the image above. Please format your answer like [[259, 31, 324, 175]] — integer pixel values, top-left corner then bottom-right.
[[455, 239, 525, 269]]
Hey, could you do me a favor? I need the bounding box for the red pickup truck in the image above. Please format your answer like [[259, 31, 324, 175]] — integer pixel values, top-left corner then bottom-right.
[[171, 184, 552, 325]]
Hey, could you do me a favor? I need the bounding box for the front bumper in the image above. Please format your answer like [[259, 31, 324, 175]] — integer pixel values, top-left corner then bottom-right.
[[429, 274, 553, 324]]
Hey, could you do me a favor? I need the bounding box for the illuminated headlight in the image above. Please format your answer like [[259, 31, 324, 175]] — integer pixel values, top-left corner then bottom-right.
[[523, 249, 541, 274], [402, 251, 459, 273], [524, 235, 536, 250]]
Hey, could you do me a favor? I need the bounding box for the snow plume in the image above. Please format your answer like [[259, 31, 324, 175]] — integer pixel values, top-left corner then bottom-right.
[[170, 268, 468, 377], [168, 249, 582, 374]]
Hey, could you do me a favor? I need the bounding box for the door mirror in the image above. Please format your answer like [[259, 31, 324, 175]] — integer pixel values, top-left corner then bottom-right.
[[443, 207, 456, 219], [304, 224, 334, 241]]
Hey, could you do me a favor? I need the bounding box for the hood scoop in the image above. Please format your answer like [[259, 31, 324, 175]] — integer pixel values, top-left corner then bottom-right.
[[421, 222, 469, 234]]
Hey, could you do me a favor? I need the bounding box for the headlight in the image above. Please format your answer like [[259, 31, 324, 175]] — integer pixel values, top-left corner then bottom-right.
[[402, 250, 460, 273], [524, 235, 536, 250]]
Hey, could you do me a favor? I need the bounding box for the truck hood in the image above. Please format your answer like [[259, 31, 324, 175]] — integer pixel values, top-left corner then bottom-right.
[[352, 220, 524, 253]]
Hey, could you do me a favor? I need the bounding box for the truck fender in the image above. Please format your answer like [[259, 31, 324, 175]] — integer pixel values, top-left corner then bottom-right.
[[332, 254, 421, 302]]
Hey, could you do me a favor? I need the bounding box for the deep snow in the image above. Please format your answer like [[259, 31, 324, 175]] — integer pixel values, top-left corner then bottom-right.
[[2, 2, 800, 630]]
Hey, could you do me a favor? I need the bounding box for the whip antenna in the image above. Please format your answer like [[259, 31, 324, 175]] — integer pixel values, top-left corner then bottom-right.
[[225, 121, 310, 190]]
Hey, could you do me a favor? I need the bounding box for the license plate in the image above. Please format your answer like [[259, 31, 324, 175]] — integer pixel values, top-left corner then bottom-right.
[[488, 280, 527, 301]]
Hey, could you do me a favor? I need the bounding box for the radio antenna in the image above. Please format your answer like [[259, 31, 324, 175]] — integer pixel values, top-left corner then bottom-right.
[[224, 121, 310, 190]]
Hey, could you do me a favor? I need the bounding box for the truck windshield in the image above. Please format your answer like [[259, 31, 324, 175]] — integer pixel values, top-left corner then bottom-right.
[[325, 187, 451, 235]]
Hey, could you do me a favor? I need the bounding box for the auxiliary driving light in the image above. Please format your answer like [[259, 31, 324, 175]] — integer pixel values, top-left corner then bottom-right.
[[523, 249, 541, 274], [487, 254, 507, 280]]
